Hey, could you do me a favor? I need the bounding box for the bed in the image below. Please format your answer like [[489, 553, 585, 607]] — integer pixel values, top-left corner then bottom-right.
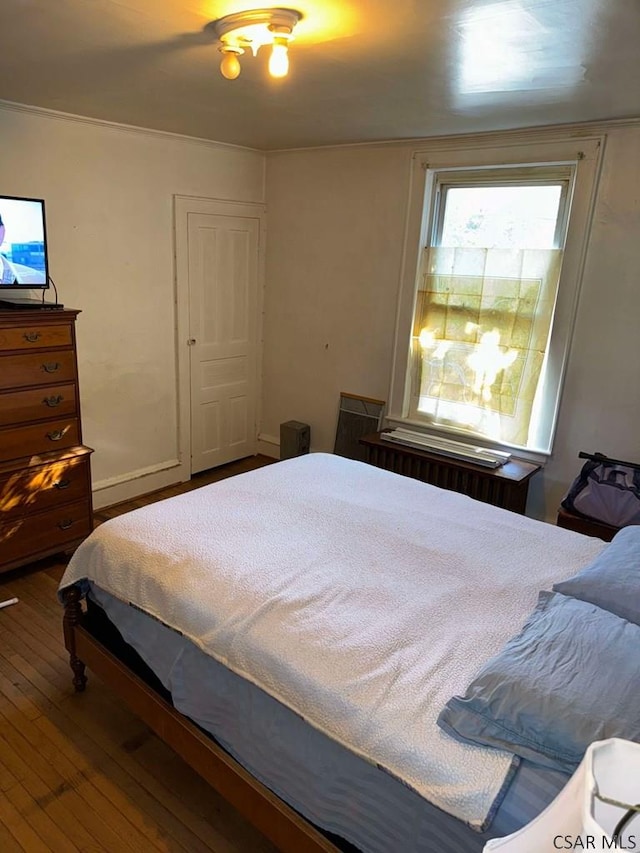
[[59, 452, 627, 852]]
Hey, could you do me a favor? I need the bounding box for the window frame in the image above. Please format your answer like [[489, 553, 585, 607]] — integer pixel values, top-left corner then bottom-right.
[[432, 170, 573, 250], [389, 137, 604, 461]]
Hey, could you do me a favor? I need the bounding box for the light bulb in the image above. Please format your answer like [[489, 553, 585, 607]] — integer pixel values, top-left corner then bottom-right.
[[268, 40, 289, 78], [220, 51, 241, 80]]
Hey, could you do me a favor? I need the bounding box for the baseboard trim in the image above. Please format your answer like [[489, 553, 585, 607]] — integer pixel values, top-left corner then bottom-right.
[[257, 433, 280, 459], [92, 459, 188, 509]]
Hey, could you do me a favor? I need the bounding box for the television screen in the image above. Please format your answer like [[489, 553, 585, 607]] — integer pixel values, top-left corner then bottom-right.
[[0, 195, 49, 288]]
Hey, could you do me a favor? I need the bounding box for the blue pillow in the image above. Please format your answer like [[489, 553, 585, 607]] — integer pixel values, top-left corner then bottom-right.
[[553, 524, 640, 625], [437, 591, 640, 774]]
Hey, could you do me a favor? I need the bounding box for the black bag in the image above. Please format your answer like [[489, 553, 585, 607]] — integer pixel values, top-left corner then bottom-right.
[[561, 452, 640, 528]]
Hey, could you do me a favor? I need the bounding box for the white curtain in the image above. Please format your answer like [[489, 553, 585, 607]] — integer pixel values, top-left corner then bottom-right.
[[411, 246, 563, 447]]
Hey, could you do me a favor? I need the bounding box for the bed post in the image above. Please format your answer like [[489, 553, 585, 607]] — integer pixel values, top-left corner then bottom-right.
[[62, 585, 87, 692]]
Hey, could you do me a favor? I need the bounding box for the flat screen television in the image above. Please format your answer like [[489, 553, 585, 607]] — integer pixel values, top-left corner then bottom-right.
[[0, 195, 49, 289]]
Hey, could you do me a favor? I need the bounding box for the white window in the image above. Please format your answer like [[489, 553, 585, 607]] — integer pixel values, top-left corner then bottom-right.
[[390, 138, 603, 457]]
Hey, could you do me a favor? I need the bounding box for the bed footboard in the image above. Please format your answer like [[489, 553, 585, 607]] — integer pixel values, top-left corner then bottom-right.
[[62, 584, 88, 692], [59, 585, 339, 853]]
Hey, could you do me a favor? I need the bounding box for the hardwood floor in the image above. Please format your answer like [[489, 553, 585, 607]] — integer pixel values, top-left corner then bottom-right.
[[0, 455, 279, 852]]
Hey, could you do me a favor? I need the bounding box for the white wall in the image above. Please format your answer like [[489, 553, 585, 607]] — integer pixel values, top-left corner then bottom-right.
[[4, 102, 637, 523], [261, 145, 411, 456], [0, 103, 265, 507], [263, 124, 640, 521]]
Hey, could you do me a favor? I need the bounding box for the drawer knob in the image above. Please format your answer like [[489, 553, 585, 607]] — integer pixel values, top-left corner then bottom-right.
[[46, 428, 67, 442], [43, 394, 64, 408], [24, 331, 42, 343], [41, 362, 61, 374], [54, 478, 72, 490], [58, 519, 74, 530]]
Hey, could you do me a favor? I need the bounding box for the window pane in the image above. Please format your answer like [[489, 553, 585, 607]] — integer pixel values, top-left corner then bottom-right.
[[415, 181, 567, 447], [439, 185, 563, 249]]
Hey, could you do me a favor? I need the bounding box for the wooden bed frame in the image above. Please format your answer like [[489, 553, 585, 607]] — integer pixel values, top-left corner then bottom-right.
[[62, 584, 342, 853]]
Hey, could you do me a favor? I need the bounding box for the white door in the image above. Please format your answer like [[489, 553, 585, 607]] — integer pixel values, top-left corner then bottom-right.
[[186, 209, 261, 474]]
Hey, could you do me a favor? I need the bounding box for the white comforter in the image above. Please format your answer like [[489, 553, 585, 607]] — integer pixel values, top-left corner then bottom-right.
[[59, 453, 605, 827]]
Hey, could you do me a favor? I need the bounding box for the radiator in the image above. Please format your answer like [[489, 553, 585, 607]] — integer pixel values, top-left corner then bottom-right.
[[359, 434, 539, 514]]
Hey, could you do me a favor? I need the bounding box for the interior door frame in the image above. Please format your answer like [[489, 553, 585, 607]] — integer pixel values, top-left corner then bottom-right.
[[174, 195, 266, 480]]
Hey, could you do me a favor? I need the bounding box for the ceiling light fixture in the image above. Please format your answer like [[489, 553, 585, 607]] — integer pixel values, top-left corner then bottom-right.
[[213, 8, 303, 80]]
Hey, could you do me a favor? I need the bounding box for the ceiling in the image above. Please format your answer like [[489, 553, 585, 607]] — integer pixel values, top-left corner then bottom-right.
[[2, 0, 640, 150]]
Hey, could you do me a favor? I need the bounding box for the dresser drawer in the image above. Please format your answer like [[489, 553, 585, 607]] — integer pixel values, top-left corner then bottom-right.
[[0, 417, 81, 462], [0, 322, 73, 352], [0, 454, 90, 520], [0, 499, 92, 570], [0, 382, 77, 427], [0, 350, 77, 390]]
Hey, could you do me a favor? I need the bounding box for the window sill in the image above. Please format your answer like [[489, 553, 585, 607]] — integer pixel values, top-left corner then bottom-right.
[[384, 414, 550, 467]]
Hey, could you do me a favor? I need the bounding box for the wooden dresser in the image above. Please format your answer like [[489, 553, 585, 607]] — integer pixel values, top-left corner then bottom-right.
[[0, 309, 93, 574]]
